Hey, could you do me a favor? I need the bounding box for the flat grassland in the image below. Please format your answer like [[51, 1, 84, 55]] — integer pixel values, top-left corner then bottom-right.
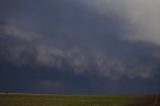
[[0, 93, 159, 106]]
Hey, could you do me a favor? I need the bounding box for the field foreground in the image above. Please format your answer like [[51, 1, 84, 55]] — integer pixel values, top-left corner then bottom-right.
[[0, 93, 160, 106]]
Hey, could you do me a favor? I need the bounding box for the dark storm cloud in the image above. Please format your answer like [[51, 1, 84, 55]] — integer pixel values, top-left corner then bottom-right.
[[0, 25, 39, 41], [0, 0, 160, 82]]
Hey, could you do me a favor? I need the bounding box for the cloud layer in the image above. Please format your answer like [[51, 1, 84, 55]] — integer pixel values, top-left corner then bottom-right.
[[0, 0, 160, 80], [0, 25, 39, 40], [82, 0, 160, 45], [1, 41, 159, 79]]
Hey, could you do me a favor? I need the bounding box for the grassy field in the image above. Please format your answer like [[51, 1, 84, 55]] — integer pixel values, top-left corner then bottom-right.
[[0, 93, 159, 106]]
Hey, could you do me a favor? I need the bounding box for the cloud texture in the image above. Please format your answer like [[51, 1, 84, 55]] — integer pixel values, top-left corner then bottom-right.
[[82, 0, 160, 45], [0, 0, 160, 80]]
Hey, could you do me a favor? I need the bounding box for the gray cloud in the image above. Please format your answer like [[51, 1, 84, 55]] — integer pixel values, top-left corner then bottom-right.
[[0, 0, 160, 80], [0, 25, 40, 41], [1, 43, 159, 79], [0, 44, 35, 65], [121, 0, 160, 45], [81, 0, 160, 45]]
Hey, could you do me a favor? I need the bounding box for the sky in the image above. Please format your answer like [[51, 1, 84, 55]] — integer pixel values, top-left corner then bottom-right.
[[0, 0, 160, 95]]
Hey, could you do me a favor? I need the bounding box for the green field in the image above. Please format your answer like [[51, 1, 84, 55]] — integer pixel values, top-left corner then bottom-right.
[[0, 93, 159, 106]]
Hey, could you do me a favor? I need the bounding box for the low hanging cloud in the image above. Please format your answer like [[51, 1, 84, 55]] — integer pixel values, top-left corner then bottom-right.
[[0, 25, 40, 41], [38, 80, 65, 89], [0, 0, 160, 80], [1, 43, 159, 79]]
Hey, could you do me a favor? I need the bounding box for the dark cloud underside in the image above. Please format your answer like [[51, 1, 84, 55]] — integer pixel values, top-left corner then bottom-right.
[[0, 0, 160, 94]]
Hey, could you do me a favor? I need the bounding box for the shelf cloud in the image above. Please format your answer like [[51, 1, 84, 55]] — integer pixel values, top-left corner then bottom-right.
[[0, 0, 160, 80]]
